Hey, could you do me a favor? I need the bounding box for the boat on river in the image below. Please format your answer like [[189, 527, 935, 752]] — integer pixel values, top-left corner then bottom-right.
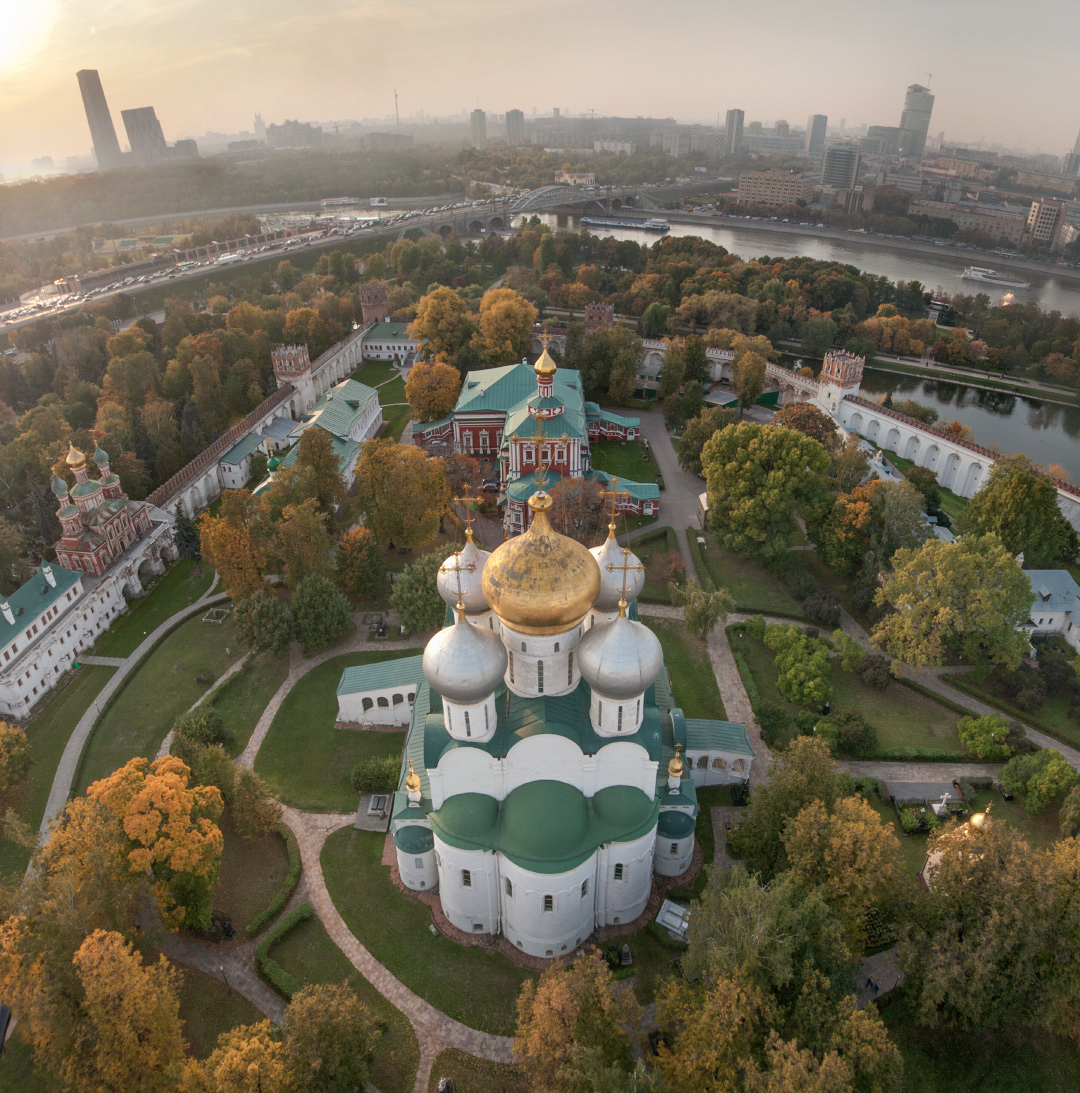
[[962, 266, 1031, 289]]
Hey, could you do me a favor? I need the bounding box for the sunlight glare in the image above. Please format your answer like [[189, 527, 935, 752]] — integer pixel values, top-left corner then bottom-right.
[[0, 0, 61, 71]]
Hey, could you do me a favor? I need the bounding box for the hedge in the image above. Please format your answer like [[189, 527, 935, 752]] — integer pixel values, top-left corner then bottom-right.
[[685, 531, 712, 590], [255, 902, 314, 999], [945, 675, 1079, 753], [732, 651, 762, 710], [245, 823, 303, 937]]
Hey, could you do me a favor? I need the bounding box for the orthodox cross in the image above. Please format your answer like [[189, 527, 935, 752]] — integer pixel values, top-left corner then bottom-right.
[[438, 550, 474, 613], [453, 486, 484, 536], [510, 414, 549, 494], [606, 547, 645, 607], [599, 476, 632, 528], [538, 326, 552, 351]]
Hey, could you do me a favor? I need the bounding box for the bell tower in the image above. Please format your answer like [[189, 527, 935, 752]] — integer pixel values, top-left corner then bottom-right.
[[272, 344, 315, 407], [816, 349, 865, 415], [358, 281, 388, 324]]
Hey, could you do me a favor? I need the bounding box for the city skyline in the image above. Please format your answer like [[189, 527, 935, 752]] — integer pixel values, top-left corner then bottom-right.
[[2, 0, 1080, 173]]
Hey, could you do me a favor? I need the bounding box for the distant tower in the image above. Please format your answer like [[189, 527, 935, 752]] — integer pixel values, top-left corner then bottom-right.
[[820, 144, 861, 189], [254, 112, 267, 143], [121, 107, 168, 166], [272, 344, 315, 408], [76, 70, 123, 170], [816, 349, 865, 414], [506, 108, 526, 145], [471, 108, 487, 150], [898, 84, 935, 159], [584, 302, 615, 334], [724, 109, 744, 157], [358, 282, 389, 324], [805, 114, 828, 157]]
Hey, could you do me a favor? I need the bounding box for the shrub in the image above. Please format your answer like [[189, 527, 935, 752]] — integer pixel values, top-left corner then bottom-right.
[[232, 768, 283, 840], [246, 824, 303, 937], [803, 589, 841, 626], [170, 738, 236, 801], [957, 713, 1013, 761], [173, 707, 231, 747], [350, 755, 400, 795], [646, 919, 689, 950], [235, 591, 295, 656], [833, 631, 868, 673], [746, 615, 767, 642], [755, 702, 792, 747], [1060, 785, 1080, 839], [764, 623, 832, 707], [293, 573, 352, 649], [1001, 748, 1080, 815], [817, 711, 878, 758], [849, 776, 879, 800], [779, 557, 819, 599], [899, 809, 922, 835], [859, 654, 892, 691], [0, 722, 31, 793], [255, 902, 314, 998]]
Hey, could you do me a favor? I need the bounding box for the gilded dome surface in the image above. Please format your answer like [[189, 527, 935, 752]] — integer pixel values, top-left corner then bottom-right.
[[534, 346, 557, 376], [66, 443, 86, 468], [590, 527, 645, 612], [436, 532, 491, 614], [481, 494, 601, 633], [577, 614, 663, 700], [422, 614, 507, 703]]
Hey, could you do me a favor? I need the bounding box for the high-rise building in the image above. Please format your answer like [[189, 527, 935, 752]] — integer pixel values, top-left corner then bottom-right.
[[820, 144, 861, 189], [805, 114, 828, 157], [254, 112, 266, 143], [506, 108, 525, 145], [121, 107, 168, 166], [724, 109, 744, 157], [76, 69, 123, 170], [898, 83, 935, 159], [1063, 128, 1080, 179], [471, 108, 487, 150]]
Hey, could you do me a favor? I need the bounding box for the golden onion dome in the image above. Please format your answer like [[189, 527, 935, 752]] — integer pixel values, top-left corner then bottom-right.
[[481, 492, 601, 634], [534, 345, 557, 376], [66, 443, 86, 468], [668, 744, 685, 780], [405, 759, 421, 794]]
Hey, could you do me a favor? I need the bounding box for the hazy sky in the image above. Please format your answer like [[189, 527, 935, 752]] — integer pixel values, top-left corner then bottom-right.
[[2, 0, 1080, 173]]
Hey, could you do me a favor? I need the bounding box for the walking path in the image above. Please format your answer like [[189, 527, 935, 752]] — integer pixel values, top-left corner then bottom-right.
[[156, 653, 252, 761]]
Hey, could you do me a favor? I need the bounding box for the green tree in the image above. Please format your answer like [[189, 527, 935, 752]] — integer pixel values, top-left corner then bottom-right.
[[828, 436, 870, 493], [390, 552, 445, 635], [0, 722, 31, 793], [872, 534, 1032, 670], [0, 519, 34, 595], [958, 454, 1079, 567], [335, 526, 386, 599], [281, 982, 380, 1093], [292, 574, 352, 650], [272, 499, 335, 587], [231, 769, 282, 841], [800, 316, 837, 358], [641, 301, 672, 338], [671, 579, 734, 640], [683, 335, 709, 384], [702, 423, 830, 568], [957, 713, 1013, 761], [172, 505, 201, 562], [353, 439, 449, 552], [288, 427, 349, 516], [1059, 785, 1080, 838], [1000, 748, 1080, 815], [677, 406, 739, 476], [235, 591, 295, 656], [731, 350, 766, 414], [172, 708, 227, 748], [764, 623, 832, 707]]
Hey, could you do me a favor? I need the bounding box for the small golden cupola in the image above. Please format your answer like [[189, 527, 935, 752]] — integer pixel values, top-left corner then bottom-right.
[[66, 443, 86, 468], [534, 330, 558, 398]]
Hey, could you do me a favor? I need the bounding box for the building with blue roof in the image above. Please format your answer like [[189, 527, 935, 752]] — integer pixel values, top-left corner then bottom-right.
[[1024, 569, 1080, 653]]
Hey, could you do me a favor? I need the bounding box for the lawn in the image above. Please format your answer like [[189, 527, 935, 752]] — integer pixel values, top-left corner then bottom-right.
[[322, 827, 533, 1035], [695, 531, 805, 616], [882, 991, 1080, 1092], [377, 376, 408, 405], [0, 665, 115, 877], [269, 914, 420, 1093], [76, 615, 244, 792], [175, 964, 263, 1059], [946, 671, 1080, 752], [427, 1050, 528, 1093], [208, 651, 289, 757], [352, 361, 400, 387], [93, 561, 216, 658], [633, 527, 680, 603], [381, 402, 414, 441], [255, 650, 420, 812], [214, 815, 290, 933], [590, 438, 659, 485], [877, 449, 969, 522], [0, 1034, 51, 1092], [645, 617, 727, 720], [730, 630, 964, 757]]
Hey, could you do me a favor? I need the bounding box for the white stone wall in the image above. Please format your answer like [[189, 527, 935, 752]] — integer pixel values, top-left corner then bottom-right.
[[654, 832, 694, 877], [687, 750, 751, 786], [434, 839, 501, 935], [590, 689, 646, 737], [337, 683, 417, 725], [501, 856, 596, 959], [396, 841, 438, 891], [593, 829, 656, 927], [443, 693, 498, 743], [501, 620, 584, 698]]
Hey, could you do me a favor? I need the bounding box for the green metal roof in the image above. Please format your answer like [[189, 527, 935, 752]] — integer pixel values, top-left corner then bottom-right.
[[219, 432, 265, 466], [658, 809, 696, 839], [584, 402, 640, 429], [590, 470, 660, 501], [0, 564, 81, 647], [279, 431, 358, 474], [293, 379, 378, 439], [364, 321, 413, 342], [393, 824, 435, 853], [337, 655, 424, 696], [504, 469, 658, 504], [684, 718, 754, 757]]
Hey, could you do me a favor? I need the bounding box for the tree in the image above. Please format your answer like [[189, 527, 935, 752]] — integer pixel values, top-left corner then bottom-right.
[[671, 579, 734, 640], [273, 499, 335, 587], [0, 722, 31, 792], [231, 768, 282, 841], [764, 623, 832, 707], [408, 285, 474, 364], [472, 287, 537, 364], [514, 948, 641, 1093], [683, 335, 710, 384], [88, 755, 224, 931], [800, 316, 838, 358], [872, 534, 1032, 670], [1060, 785, 1080, 839], [548, 477, 605, 540], [0, 518, 33, 595], [183, 1020, 292, 1093], [353, 439, 449, 552], [828, 436, 870, 493], [288, 426, 349, 516], [390, 552, 445, 635], [958, 454, 1079, 567], [703, 423, 830, 568], [642, 301, 672, 338], [677, 406, 739, 476], [172, 505, 201, 561], [405, 359, 462, 423], [292, 573, 352, 650], [281, 982, 380, 1093], [731, 350, 766, 414], [173, 707, 228, 748], [335, 526, 386, 599], [200, 503, 266, 602], [904, 465, 941, 513], [771, 403, 839, 449], [235, 591, 295, 656], [957, 713, 1013, 761], [1000, 748, 1080, 815]]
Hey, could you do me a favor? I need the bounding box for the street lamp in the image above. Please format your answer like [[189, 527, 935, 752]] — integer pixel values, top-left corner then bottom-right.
[[220, 965, 232, 994]]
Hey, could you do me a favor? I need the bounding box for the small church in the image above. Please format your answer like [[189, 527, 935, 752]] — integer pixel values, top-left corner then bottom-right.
[[337, 356, 753, 960]]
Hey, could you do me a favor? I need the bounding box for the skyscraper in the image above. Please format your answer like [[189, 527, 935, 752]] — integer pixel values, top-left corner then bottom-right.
[[471, 108, 487, 150], [898, 84, 934, 159], [76, 69, 123, 170], [820, 144, 861, 189], [1063, 128, 1080, 179], [506, 108, 525, 145], [805, 114, 828, 157], [724, 109, 744, 157], [121, 107, 168, 166]]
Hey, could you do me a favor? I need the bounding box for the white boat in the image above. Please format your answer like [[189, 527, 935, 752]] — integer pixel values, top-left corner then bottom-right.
[[962, 266, 1030, 289]]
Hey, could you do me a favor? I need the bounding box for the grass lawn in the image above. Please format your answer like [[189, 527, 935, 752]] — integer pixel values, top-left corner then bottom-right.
[[270, 915, 420, 1093], [255, 650, 420, 812], [633, 527, 680, 603], [381, 402, 414, 441], [352, 361, 400, 387], [76, 615, 244, 793], [176, 964, 263, 1059], [0, 1034, 51, 1092], [0, 665, 115, 876], [93, 561, 216, 658], [590, 438, 659, 485], [696, 532, 804, 617], [946, 671, 1080, 752], [730, 630, 963, 756], [646, 617, 727, 720], [208, 651, 289, 757], [882, 991, 1080, 1092], [214, 815, 290, 932], [877, 449, 969, 522], [427, 1050, 528, 1093], [378, 376, 408, 405], [322, 827, 533, 1035]]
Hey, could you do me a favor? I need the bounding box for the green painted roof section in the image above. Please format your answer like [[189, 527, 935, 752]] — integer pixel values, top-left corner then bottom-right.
[[504, 469, 658, 504], [655, 775, 698, 811], [0, 564, 81, 647], [219, 432, 265, 466], [294, 379, 378, 438], [393, 824, 435, 853], [456, 363, 588, 440], [279, 432, 358, 474], [584, 402, 640, 428], [413, 415, 452, 435], [70, 480, 103, 499], [337, 655, 424, 696], [658, 809, 696, 839], [591, 470, 660, 501], [431, 781, 659, 873], [364, 321, 413, 342], [684, 719, 754, 757]]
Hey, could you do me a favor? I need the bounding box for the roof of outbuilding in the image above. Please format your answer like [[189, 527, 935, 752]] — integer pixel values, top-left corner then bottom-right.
[[684, 718, 755, 757], [0, 565, 81, 648], [337, 655, 424, 696], [1024, 569, 1080, 615], [219, 432, 265, 466]]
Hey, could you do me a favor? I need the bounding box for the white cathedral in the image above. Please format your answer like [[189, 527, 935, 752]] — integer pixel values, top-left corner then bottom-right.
[[336, 353, 754, 960]]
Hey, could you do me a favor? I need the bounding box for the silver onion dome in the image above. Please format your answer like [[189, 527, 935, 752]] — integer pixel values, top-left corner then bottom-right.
[[577, 614, 663, 700], [422, 613, 507, 703], [590, 529, 645, 613], [436, 533, 492, 614]]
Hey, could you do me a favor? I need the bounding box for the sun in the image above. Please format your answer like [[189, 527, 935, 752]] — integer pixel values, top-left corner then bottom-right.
[[0, 0, 61, 71]]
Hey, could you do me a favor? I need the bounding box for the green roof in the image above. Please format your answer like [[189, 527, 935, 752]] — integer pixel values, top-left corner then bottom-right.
[[0, 564, 81, 647], [591, 470, 660, 502], [455, 362, 588, 440], [431, 781, 659, 873], [293, 379, 378, 439], [504, 469, 658, 504], [585, 402, 640, 429], [684, 718, 754, 757], [279, 432, 358, 474], [337, 655, 424, 697], [657, 809, 696, 839], [219, 432, 265, 466], [393, 824, 435, 853], [364, 321, 413, 342]]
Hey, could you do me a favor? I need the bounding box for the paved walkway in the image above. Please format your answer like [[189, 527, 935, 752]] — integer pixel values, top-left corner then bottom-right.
[[76, 655, 127, 667], [853, 948, 903, 1010], [156, 653, 252, 761]]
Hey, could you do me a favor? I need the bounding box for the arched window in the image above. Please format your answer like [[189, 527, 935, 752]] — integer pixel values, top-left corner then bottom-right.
[[508, 651, 514, 683], [446, 709, 452, 732], [521, 641, 526, 652], [568, 652, 573, 685], [713, 757, 727, 770], [464, 710, 472, 737], [617, 706, 623, 732], [697, 755, 708, 769], [597, 700, 602, 726], [554, 642, 560, 653], [462, 870, 471, 887], [362, 697, 374, 712], [613, 863, 624, 881], [377, 696, 389, 708], [581, 879, 588, 898], [537, 660, 544, 694], [505, 878, 513, 897], [543, 894, 553, 912]]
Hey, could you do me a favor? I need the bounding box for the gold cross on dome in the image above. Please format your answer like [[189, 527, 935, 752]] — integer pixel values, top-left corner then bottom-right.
[[539, 327, 552, 350], [453, 486, 484, 535], [599, 476, 632, 527], [606, 547, 645, 609]]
